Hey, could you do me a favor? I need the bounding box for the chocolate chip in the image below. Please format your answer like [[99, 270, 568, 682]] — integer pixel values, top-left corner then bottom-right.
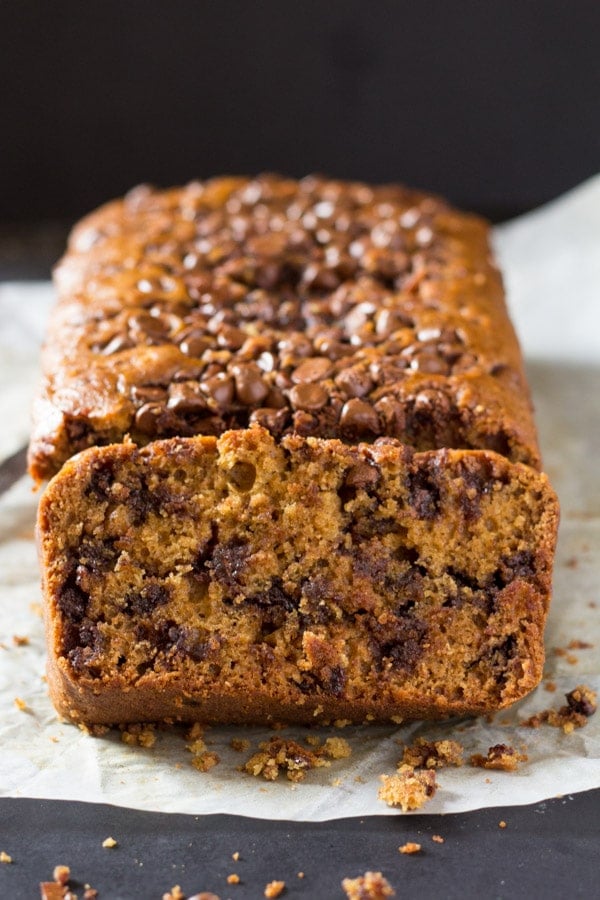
[[249, 406, 290, 434], [289, 382, 329, 412], [179, 330, 212, 357], [291, 357, 333, 383], [406, 463, 441, 519], [210, 539, 250, 593], [135, 402, 165, 435], [201, 374, 235, 406], [125, 582, 170, 617], [57, 573, 89, 623], [231, 362, 269, 405], [565, 688, 597, 717], [340, 399, 380, 439], [344, 460, 380, 490]]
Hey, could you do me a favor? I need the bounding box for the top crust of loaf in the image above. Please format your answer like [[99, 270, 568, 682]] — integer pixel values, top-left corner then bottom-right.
[[29, 174, 540, 482]]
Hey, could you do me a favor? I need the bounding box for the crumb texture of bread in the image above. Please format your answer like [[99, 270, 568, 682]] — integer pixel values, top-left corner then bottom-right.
[[29, 174, 541, 483], [38, 427, 558, 726]]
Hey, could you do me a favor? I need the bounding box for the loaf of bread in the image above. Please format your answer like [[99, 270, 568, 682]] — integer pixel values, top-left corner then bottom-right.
[[32, 175, 558, 725], [30, 175, 540, 482], [39, 428, 557, 725]]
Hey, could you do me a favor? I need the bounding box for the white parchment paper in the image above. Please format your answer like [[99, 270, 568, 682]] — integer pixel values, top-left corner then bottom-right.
[[1, 178, 599, 820]]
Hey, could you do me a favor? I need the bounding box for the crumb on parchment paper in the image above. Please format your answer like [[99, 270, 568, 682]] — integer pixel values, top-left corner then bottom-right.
[[521, 685, 597, 733], [470, 744, 528, 772], [401, 737, 463, 769], [378, 765, 437, 811]]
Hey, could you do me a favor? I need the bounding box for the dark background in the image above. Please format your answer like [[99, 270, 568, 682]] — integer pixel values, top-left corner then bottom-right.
[[1, 0, 599, 231]]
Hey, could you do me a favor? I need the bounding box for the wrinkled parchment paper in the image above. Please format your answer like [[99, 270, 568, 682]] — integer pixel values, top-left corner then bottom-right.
[[1, 178, 598, 820]]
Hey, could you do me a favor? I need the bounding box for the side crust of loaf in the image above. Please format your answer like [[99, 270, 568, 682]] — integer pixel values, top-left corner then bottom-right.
[[38, 428, 558, 726]]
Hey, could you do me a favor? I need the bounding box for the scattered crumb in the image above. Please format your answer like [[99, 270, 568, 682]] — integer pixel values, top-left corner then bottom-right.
[[83, 888, 99, 899], [305, 734, 321, 748], [230, 738, 250, 752], [334, 718, 352, 728], [342, 871, 395, 899], [544, 681, 557, 693], [226, 873, 240, 884], [162, 887, 185, 900], [191, 751, 220, 772], [12, 634, 30, 646], [78, 722, 110, 737], [186, 722, 204, 741], [521, 685, 597, 733], [390, 715, 404, 725], [53, 866, 70, 886], [102, 836, 117, 849], [432, 835, 444, 844], [566, 654, 579, 665], [232, 851, 240, 861], [354, 775, 366, 784], [470, 744, 528, 772], [401, 737, 463, 769], [297, 872, 305, 879], [564, 556, 578, 569], [120, 723, 157, 748], [330, 777, 343, 787], [320, 736, 352, 760], [378, 765, 437, 811], [399, 842, 421, 854], [187, 736, 207, 754], [568, 639, 593, 650], [243, 738, 329, 782], [553, 646, 566, 657], [14, 696, 28, 711], [40, 884, 69, 900], [264, 880, 286, 898], [0, 851, 12, 864], [499, 820, 507, 829]]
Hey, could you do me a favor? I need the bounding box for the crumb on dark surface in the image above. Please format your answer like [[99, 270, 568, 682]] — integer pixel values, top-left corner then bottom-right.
[[342, 871, 395, 899], [399, 842, 421, 854]]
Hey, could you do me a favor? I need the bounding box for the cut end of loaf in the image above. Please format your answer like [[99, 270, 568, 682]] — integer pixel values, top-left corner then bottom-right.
[[38, 427, 558, 726]]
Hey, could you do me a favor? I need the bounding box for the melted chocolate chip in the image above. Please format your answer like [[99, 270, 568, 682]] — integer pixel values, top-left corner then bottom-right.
[[125, 582, 170, 617], [368, 614, 428, 671], [210, 539, 250, 593], [57, 572, 89, 623], [406, 462, 441, 519]]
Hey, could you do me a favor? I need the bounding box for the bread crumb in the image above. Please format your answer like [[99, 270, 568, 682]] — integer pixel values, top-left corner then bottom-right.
[[230, 738, 250, 752], [264, 880, 286, 898], [432, 835, 444, 844], [162, 887, 185, 900], [544, 681, 557, 692], [83, 888, 99, 899], [499, 820, 507, 828], [521, 685, 597, 733], [102, 836, 117, 849], [568, 639, 593, 650], [12, 634, 30, 646], [399, 842, 421, 854], [186, 722, 204, 740], [297, 872, 305, 879], [470, 744, 528, 772], [227, 873, 240, 884], [305, 734, 321, 748], [14, 696, 28, 711], [320, 736, 352, 760], [120, 723, 157, 748], [244, 738, 329, 782], [191, 751, 220, 772], [232, 851, 240, 861], [378, 765, 437, 811], [342, 871, 395, 898], [0, 851, 12, 864], [52, 865, 70, 885], [334, 719, 352, 728], [401, 737, 463, 769]]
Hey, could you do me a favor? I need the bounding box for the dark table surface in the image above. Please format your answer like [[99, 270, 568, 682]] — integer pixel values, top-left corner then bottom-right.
[[1, 236, 598, 900]]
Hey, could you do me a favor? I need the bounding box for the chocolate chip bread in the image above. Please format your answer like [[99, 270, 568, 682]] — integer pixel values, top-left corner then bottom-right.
[[39, 428, 557, 725], [32, 174, 558, 725], [29, 174, 540, 482]]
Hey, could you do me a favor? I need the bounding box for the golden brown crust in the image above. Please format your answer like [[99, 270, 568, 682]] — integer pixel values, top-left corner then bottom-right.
[[39, 428, 558, 726], [29, 174, 540, 483]]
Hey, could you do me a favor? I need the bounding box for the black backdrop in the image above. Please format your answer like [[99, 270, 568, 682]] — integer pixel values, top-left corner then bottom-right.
[[1, 0, 599, 225]]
